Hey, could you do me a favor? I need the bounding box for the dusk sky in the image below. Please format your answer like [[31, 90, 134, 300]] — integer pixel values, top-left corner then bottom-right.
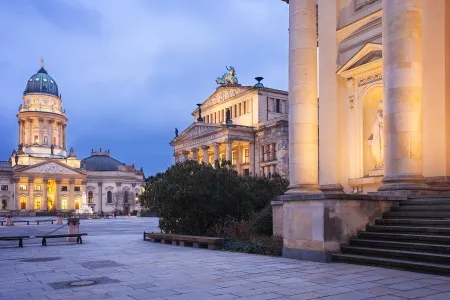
[[0, 0, 288, 176]]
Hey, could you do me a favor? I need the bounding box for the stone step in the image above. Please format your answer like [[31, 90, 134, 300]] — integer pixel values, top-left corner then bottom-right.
[[402, 199, 450, 205], [332, 253, 450, 275], [408, 195, 450, 199], [392, 205, 450, 211], [367, 225, 450, 235], [375, 218, 450, 227], [340, 246, 450, 264], [359, 231, 450, 244], [383, 211, 450, 219], [350, 238, 450, 254]]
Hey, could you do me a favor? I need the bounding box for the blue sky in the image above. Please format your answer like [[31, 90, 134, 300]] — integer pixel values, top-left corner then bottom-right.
[[0, 0, 288, 176]]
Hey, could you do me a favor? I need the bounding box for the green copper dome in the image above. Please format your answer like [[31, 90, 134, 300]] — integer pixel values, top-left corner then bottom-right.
[[24, 64, 59, 97]]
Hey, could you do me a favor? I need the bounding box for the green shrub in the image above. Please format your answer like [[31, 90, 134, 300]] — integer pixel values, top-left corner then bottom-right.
[[251, 205, 273, 236]]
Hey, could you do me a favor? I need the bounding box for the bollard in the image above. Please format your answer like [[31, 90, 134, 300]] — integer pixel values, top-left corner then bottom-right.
[[67, 218, 80, 242], [5, 215, 13, 226], [56, 215, 63, 225]]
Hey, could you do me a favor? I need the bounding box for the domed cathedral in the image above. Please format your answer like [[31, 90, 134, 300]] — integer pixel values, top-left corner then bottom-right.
[[0, 59, 145, 215]]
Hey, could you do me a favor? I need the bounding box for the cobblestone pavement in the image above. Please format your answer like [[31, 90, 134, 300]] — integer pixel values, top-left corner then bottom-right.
[[1, 217, 450, 300]]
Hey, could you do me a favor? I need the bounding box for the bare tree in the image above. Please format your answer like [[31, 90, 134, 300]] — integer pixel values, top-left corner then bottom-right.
[[111, 190, 137, 216], [111, 191, 124, 215]]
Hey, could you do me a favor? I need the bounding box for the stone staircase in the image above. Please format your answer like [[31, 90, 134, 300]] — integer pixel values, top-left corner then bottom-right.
[[333, 196, 450, 275]]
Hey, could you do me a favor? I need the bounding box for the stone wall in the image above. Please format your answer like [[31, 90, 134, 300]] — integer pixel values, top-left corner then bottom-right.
[[272, 200, 283, 236]]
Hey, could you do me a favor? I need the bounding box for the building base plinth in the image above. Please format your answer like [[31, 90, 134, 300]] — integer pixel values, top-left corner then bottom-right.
[[274, 193, 404, 263]]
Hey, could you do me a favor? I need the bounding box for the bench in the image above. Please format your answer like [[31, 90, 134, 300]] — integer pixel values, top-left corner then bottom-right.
[[0, 236, 29, 247], [36, 233, 88, 246], [35, 219, 55, 225], [144, 232, 223, 250]]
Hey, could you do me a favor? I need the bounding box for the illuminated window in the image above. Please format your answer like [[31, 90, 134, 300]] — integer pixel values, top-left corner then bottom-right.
[[88, 191, 94, 204], [232, 151, 237, 166], [209, 156, 214, 165], [244, 148, 249, 164], [34, 185, 41, 191], [19, 184, 27, 191], [20, 197, 27, 210], [107, 191, 112, 203], [135, 193, 139, 203], [34, 135, 39, 144], [47, 186, 52, 192], [34, 197, 41, 210], [74, 200, 80, 210], [61, 199, 67, 210]]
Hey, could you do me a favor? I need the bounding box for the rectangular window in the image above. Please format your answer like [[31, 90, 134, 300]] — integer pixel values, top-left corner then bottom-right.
[[239, 103, 242, 116], [34, 185, 41, 191], [276, 99, 281, 113], [220, 153, 226, 161], [34, 198, 41, 210], [19, 184, 27, 191], [261, 146, 265, 162], [243, 101, 246, 114], [62, 199, 67, 210], [273, 143, 277, 161], [20, 198, 27, 210], [74, 186, 81, 192], [232, 151, 237, 166], [244, 148, 249, 164], [61, 186, 68, 192], [268, 145, 273, 161], [1, 185, 8, 191], [234, 105, 237, 117]]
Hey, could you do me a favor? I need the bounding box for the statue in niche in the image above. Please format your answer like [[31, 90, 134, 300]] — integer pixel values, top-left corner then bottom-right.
[[368, 100, 384, 169]]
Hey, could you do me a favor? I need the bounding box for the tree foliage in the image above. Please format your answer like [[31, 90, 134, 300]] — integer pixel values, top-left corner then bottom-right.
[[140, 160, 288, 236]]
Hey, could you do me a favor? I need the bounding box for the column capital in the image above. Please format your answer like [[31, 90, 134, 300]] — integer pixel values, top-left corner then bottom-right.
[[201, 145, 210, 150], [98, 182, 103, 187], [49, 119, 55, 124], [11, 178, 19, 184], [55, 179, 62, 184], [26, 117, 32, 122], [38, 117, 44, 123], [181, 150, 189, 155], [28, 177, 35, 183], [191, 147, 199, 152], [69, 179, 75, 184], [116, 182, 122, 187]]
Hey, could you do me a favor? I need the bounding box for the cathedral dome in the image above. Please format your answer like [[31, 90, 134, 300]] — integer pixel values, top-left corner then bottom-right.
[[81, 150, 126, 172], [24, 61, 59, 97]]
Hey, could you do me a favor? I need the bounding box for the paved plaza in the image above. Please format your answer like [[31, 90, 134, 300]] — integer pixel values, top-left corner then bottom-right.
[[0, 217, 449, 300]]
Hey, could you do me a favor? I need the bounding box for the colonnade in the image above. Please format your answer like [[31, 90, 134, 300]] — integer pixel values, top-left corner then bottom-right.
[[18, 117, 66, 149], [287, 0, 427, 193]]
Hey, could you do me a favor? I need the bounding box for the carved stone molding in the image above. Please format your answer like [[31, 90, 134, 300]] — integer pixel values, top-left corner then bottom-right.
[[354, 0, 380, 12], [358, 73, 382, 87], [55, 179, 62, 184], [349, 95, 355, 109], [346, 77, 356, 88], [24, 162, 79, 175]]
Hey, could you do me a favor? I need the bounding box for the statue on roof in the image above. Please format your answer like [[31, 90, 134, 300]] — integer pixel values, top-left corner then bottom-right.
[[216, 66, 238, 86], [175, 128, 179, 137]]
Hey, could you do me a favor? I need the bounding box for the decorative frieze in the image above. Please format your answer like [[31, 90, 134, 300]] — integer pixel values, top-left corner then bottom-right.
[[358, 72, 382, 87]]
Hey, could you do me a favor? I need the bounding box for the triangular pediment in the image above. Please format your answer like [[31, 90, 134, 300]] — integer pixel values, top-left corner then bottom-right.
[[337, 43, 382, 76], [17, 160, 86, 176], [171, 123, 223, 144], [202, 85, 252, 109]]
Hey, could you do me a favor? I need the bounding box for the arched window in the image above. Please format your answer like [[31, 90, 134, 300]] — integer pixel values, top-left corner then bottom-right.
[[107, 191, 112, 203], [43, 136, 48, 145], [74, 200, 80, 210], [1, 199, 7, 210], [88, 191, 94, 204], [34, 135, 39, 144], [123, 190, 129, 203]]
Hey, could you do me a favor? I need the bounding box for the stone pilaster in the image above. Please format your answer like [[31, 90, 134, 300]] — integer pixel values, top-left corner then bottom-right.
[[286, 0, 320, 194], [49, 120, 54, 147], [379, 0, 428, 193], [181, 150, 189, 162], [27, 117, 33, 145], [18, 120, 23, 145], [13, 178, 19, 210], [28, 177, 34, 210], [249, 142, 255, 175], [42, 179, 48, 211], [38, 118, 44, 146], [69, 179, 75, 209], [174, 152, 180, 164], [98, 182, 103, 213]]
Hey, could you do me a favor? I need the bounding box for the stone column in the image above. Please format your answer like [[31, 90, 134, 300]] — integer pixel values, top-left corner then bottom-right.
[[13, 178, 19, 210], [27, 117, 33, 145], [98, 182, 103, 213], [191, 148, 199, 161], [55, 179, 61, 211], [38, 118, 44, 145], [174, 153, 180, 164], [202, 146, 210, 164], [213, 143, 220, 163], [181, 151, 189, 162], [28, 178, 34, 210], [249, 142, 255, 175], [69, 179, 75, 209], [225, 140, 232, 162], [49, 120, 54, 146], [42, 179, 48, 211], [18, 120, 23, 145], [63, 124, 66, 149], [379, 0, 428, 192], [287, 0, 320, 193]]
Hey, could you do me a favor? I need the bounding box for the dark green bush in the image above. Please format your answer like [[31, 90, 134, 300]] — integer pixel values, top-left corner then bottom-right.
[[251, 204, 273, 236]]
